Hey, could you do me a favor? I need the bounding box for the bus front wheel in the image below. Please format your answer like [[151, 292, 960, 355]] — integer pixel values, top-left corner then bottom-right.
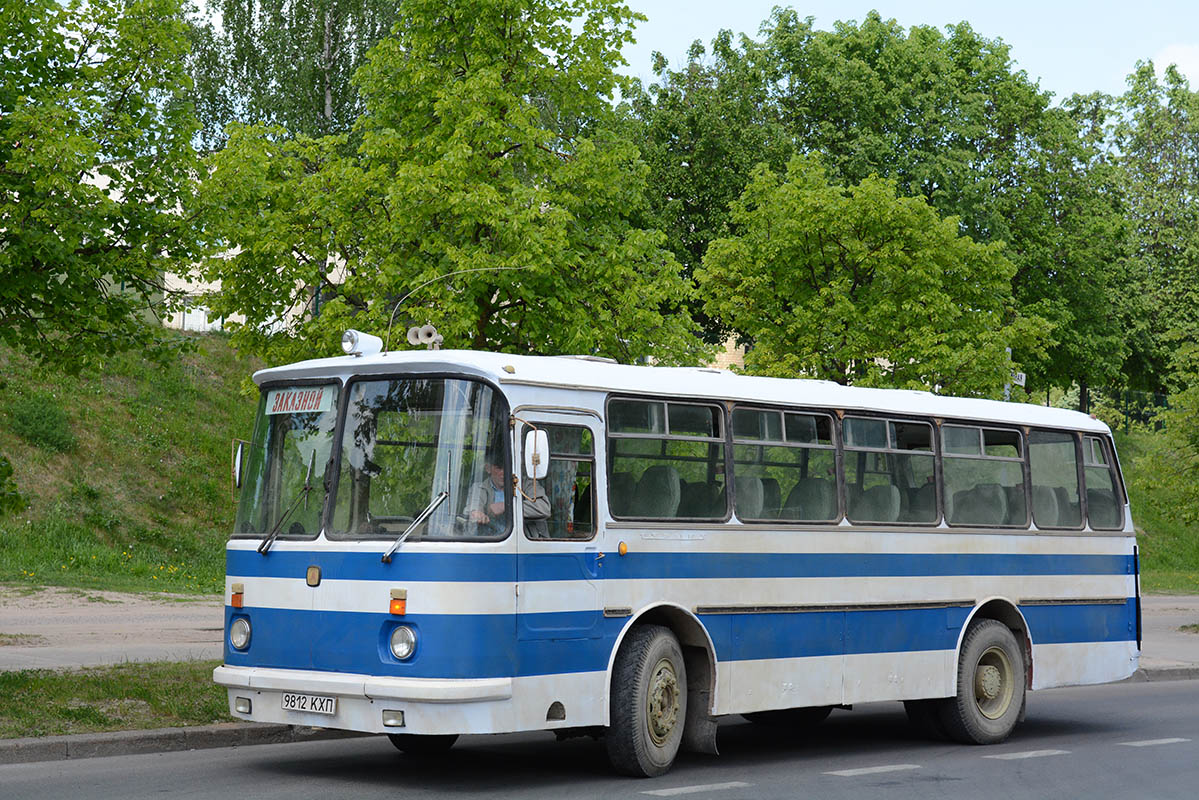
[[387, 733, 459, 754], [606, 624, 687, 777], [941, 619, 1025, 744]]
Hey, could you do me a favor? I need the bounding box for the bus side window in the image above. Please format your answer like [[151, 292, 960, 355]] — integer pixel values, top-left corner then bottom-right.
[[1028, 430, 1082, 529], [608, 399, 727, 520], [843, 417, 936, 525], [523, 425, 595, 540], [1083, 435, 1123, 530], [731, 407, 836, 522], [943, 425, 1027, 528]]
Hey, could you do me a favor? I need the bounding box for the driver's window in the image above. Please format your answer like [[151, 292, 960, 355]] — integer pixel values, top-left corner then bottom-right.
[[523, 424, 596, 540]]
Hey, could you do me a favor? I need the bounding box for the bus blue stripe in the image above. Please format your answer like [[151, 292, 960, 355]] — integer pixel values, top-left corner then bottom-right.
[[226, 550, 1132, 582], [222, 600, 1135, 679]]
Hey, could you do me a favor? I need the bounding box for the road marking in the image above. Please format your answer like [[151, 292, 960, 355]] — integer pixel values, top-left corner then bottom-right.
[[1118, 738, 1191, 747], [641, 781, 753, 797], [983, 749, 1070, 760], [824, 764, 921, 777]]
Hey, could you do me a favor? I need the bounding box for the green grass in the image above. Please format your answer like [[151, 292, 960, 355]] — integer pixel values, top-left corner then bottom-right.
[[0, 661, 229, 738], [1180, 624, 1199, 634], [0, 335, 259, 595], [1115, 429, 1199, 594]]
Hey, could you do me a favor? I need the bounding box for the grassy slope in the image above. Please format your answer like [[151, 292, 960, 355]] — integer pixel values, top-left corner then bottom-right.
[[0, 335, 258, 594], [0, 337, 1194, 595], [1115, 430, 1199, 594]]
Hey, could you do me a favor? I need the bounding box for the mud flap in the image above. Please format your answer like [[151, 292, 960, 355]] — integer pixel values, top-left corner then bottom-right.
[[682, 673, 719, 755]]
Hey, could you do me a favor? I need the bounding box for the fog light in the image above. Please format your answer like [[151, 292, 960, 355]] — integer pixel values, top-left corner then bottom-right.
[[230, 617, 251, 650], [382, 709, 405, 728], [389, 625, 416, 660], [235, 696, 252, 714]]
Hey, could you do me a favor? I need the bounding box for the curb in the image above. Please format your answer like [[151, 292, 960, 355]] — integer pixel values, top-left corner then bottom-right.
[[4, 667, 1198, 767], [1127, 665, 1199, 682], [0, 722, 369, 766]]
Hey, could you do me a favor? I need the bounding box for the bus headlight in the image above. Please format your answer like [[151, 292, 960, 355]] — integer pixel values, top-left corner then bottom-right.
[[390, 626, 416, 660], [230, 617, 251, 650]]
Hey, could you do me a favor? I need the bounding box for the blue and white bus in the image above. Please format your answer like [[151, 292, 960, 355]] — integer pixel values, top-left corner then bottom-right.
[[215, 333, 1139, 777]]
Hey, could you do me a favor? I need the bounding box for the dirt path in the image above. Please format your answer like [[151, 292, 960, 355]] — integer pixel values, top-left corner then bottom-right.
[[0, 585, 223, 671]]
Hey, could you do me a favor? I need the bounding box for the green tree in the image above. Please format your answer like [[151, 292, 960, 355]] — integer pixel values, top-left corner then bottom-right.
[[698, 156, 1045, 395], [187, 0, 400, 146], [625, 32, 790, 343], [633, 9, 1130, 402], [1115, 63, 1199, 393], [1, 0, 200, 508], [199, 0, 707, 366], [1004, 96, 1135, 409], [0, 0, 201, 371]]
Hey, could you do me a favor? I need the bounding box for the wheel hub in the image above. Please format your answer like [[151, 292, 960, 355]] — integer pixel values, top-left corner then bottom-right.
[[976, 664, 1002, 701], [647, 658, 680, 745], [973, 645, 1014, 720]]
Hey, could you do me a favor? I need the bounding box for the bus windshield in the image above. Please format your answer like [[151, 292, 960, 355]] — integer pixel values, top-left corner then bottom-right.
[[235, 384, 340, 539], [330, 377, 510, 541]]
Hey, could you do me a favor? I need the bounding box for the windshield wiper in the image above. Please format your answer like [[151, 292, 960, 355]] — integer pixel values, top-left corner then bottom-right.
[[258, 453, 315, 555], [382, 491, 448, 563]]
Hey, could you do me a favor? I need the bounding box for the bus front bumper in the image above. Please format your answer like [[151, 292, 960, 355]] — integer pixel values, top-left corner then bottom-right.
[[213, 665, 514, 734]]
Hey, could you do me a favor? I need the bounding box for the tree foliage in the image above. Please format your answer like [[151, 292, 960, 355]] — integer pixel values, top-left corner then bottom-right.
[[187, 0, 399, 146], [0, 0, 201, 372], [1115, 63, 1199, 392], [624, 32, 790, 343], [199, 0, 708, 366], [630, 10, 1130, 404], [698, 156, 1045, 396]]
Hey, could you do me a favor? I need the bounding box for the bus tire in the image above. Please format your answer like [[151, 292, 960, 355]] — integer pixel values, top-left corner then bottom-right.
[[387, 733, 459, 754], [940, 619, 1025, 744], [742, 705, 833, 728], [606, 624, 687, 777]]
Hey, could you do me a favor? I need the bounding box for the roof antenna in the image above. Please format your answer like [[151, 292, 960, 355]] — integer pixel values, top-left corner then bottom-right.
[[383, 265, 533, 352]]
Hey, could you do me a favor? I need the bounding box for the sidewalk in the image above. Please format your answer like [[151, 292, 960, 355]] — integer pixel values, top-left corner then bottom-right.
[[3, 586, 1197, 676], [0, 586, 222, 670], [1134, 594, 1199, 679], [1, 586, 1197, 765]]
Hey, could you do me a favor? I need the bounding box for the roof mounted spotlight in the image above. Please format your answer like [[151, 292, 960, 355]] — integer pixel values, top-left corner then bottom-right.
[[341, 329, 383, 357]]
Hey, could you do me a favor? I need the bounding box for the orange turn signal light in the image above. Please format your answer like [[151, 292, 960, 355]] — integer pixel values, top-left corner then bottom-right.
[[231, 582, 244, 608], [390, 588, 407, 616]]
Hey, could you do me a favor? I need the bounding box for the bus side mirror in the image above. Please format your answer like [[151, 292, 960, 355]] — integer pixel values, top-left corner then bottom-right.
[[232, 439, 250, 491], [524, 430, 550, 480]]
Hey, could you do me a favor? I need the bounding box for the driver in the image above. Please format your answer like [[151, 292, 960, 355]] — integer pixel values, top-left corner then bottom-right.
[[466, 453, 550, 537]]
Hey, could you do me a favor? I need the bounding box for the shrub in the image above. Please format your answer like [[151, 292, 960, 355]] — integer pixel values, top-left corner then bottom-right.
[[7, 392, 76, 452], [0, 454, 25, 515]]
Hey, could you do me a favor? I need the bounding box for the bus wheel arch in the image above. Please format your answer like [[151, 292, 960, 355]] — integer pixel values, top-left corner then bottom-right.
[[606, 604, 719, 760], [959, 598, 1034, 693]]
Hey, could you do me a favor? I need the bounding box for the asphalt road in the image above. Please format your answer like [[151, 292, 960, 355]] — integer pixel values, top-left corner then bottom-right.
[[3, 680, 1196, 800]]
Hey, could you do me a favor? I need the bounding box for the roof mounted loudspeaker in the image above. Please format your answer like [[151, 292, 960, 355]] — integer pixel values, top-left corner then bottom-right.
[[406, 324, 443, 350]]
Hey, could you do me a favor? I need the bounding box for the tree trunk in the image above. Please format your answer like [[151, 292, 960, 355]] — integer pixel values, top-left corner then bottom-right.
[[323, 13, 334, 124], [1079, 378, 1090, 414]]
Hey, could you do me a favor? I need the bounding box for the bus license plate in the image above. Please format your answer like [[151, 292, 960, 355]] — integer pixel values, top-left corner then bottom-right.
[[281, 692, 336, 715]]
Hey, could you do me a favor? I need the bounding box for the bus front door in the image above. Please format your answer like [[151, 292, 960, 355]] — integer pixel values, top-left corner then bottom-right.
[[515, 413, 603, 643]]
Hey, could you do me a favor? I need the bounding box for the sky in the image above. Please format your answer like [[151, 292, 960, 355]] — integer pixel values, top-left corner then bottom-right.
[[620, 1, 1199, 101]]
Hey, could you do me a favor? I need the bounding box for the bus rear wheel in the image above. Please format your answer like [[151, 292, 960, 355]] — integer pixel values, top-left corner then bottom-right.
[[606, 624, 687, 777], [387, 733, 459, 754], [940, 619, 1025, 744]]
